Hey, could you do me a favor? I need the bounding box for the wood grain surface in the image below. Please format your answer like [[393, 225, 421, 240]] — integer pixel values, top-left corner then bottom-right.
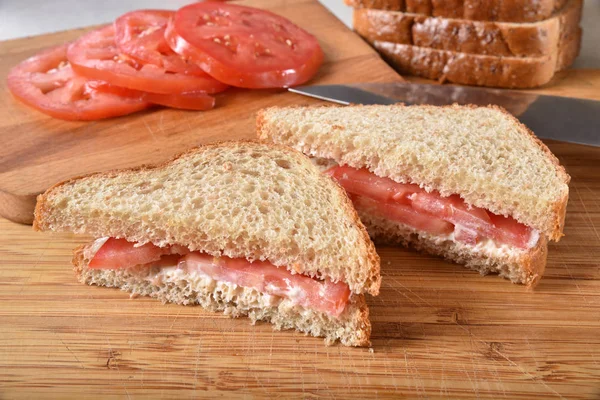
[[0, 0, 402, 224], [1, 0, 600, 398]]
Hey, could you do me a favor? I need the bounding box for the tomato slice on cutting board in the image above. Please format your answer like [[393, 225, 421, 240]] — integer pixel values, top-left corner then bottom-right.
[[67, 25, 228, 94], [6, 44, 149, 121], [114, 9, 208, 77], [166, 2, 324, 88], [90, 81, 216, 111]]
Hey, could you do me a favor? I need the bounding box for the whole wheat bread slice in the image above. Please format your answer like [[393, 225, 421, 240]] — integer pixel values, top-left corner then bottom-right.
[[345, 0, 568, 23], [353, 0, 582, 58], [370, 29, 581, 88], [73, 245, 372, 347], [34, 141, 381, 296], [256, 105, 570, 242]]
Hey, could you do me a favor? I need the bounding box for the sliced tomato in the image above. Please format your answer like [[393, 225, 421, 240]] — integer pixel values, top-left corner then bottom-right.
[[114, 9, 208, 77], [411, 193, 494, 234], [355, 195, 454, 236], [487, 213, 534, 249], [182, 253, 350, 316], [6, 44, 149, 121], [326, 166, 421, 205], [88, 237, 350, 316], [67, 25, 228, 94], [89, 81, 215, 111], [143, 91, 215, 110], [89, 238, 189, 269], [89, 238, 168, 269], [332, 165, 535, 249], [166, 3, 324, 88], [411, 193, 532, 249]]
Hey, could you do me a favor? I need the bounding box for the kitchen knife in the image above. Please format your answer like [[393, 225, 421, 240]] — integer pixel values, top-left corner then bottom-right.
[[288, 82, 600, 147]]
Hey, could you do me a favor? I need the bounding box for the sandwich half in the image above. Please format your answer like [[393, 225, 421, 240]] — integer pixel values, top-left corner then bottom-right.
[[257, 105, 570, 286], [34, 141, 380, 346]]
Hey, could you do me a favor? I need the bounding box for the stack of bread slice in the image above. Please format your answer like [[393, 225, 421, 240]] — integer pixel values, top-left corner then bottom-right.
[[347, 0, 583, 88]]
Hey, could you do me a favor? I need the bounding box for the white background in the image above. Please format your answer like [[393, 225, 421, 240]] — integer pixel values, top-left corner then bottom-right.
[[0, 0, 597, 68]]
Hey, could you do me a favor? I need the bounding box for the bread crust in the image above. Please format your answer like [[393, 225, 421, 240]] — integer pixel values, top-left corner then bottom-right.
[[353, 0, 582, 58], [34, 140, 381, 296], [345, 0, 568, 22], [483, 106, 570, 241], [256, 104, 570, 241], [72, 245, 372, 347]]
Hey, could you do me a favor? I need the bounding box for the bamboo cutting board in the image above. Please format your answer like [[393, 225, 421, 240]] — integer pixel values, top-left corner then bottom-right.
[[1, 0, 600, 398]]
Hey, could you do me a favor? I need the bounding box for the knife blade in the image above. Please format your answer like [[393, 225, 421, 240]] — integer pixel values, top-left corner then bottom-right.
[[288, 82, 600, 147]]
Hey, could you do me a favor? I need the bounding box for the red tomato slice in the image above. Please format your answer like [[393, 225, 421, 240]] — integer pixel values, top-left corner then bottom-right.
[[89, 238, 189, 269], [411, 193, 532, 248], [143, 91, 215, 110], [487, 213, 534, 249], [114, 9, 208, 77], [89, 81, 215, 111], [67, 25, 228, 94], [89, 238, 169, 269], [326, 166, 421, 205], [411, 193, 494, 234], [6, 44, 149, 121], [166, 2, 324, 88], [182, 253, 350, 316], [331, 165, 535, 249], [354, 195, 454, 236], [88, 238, 350, 316]]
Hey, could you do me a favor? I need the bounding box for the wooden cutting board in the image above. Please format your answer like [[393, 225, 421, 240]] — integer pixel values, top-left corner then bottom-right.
[[0, 0, 402, 225], [1, 0, 600, 398]]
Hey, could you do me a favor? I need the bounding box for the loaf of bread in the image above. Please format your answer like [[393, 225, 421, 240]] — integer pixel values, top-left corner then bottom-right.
[[354, 0, 582, 58], [348, 0, 582, 87]]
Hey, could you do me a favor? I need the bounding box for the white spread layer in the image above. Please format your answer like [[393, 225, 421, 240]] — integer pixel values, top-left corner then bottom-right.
[[134, 263, 321, 318], [311, 157, 540, 253], [152, 265, 282, 309], [425, 229, 540, 259]]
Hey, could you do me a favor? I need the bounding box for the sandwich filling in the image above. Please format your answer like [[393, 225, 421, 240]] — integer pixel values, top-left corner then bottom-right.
[[325, 165, 539, 250], [85, 238, 351, 317]]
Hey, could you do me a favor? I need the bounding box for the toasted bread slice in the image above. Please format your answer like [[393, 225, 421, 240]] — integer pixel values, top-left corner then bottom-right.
[[73, 245, 372, 347], [34, 141, 380, 296], [256, 105, 570, 241]]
